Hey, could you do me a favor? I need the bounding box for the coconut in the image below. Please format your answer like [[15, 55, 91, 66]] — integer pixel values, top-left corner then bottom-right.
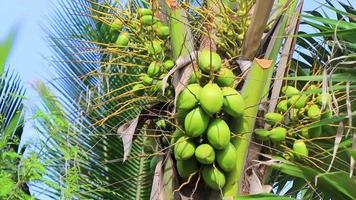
[[140, 74, 153, 85], [195, 144, 215, 164], [293, 140, 309, 158], [288, 95, 308, 109], [138, 8, 153, 16], [254, 129, 271, 140], [177, 158, 199, 178], [146, 40, 162, 55], [155, 119, 167, 130], [163, 59, 175, 71], [116, 32, 129, 47], [300, 127, 309, 138], [307, 104, 321, 120], [200, 83, 224, 115], [110, 18, 123, 31], [140, 15, 154, 26], [207, 119, 230, 149], [282, 86, 300, 97], [269, 127, 287, 142], [156, 26, 170, 38], [202, 166, 226, 190], [198, 49, 222, 73], [150, 156, 160, 172], [174, 137, 195, 160], [132, 84, 145, 95], [147, 61, 161, 77], [143, 136, 156, 153], [216, 68, 235, 87], [177, 84, 202, 110], [317, 93, 332, 105], [264, 112, 284, 125], [222, 87, 244, 117], [189, 69, 202, 84], [277, 99, 288, 113], [184, 107, 209, 137], [216, 143, 237, 172]]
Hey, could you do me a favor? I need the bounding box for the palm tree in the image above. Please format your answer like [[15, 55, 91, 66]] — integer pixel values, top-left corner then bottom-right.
[[33, 0, 356, 199], [0, 30, 44, 199]]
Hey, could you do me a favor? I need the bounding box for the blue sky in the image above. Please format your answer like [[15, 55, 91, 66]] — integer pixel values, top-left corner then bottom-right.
[[0, 0, 51, 143], [0, 0, 353, 150]]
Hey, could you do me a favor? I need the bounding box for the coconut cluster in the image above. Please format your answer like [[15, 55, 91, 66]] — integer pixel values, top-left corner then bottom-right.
[[172, 49, 245, 190], [110, 7, 174, 97], [255, 85, 332, 159]]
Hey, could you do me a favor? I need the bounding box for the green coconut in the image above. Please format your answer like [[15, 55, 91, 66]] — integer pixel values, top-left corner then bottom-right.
[[176, 158, 199, 178], [293, 140, 309, 158], [198, 49, 222, 73], [222, 87, 244, 117], [177, 84, 202, 110], [202, 166, 226, 190], [307, 104, 321, 120], [195, 144, 215, 164], [150, 156, 160, 172], [146, 40, 163, 55], [143, 136, 156, 153], [152, 21, 163, 31], [116, 32, 129, 47], [163, 59, 175, 71], [254, 129, 271, 140], [264, 112, 284, 125], [216, 143, 237, 172], [269, 127, 287, 142], [282, 86, 300, 97], [174, 137, 195, 160], [184, 107, 209, 137], [132, 84, 145, 95], [147, 61, 161, 77], [189, 69, 203, 84], [207, 119, 231, 150], [140, 15, 154, 26], [155, 119, 167, 130], [288, 95, 308, 109], [138, 8, 153, 16], [140, 74, 153, 85], [200, 83, 224, 115], [110, 18, 123, 31], [156, 26, 170, 38], [277, 99, 289, 113], [216, 68, 235, 87], [300, 127, 309, 138], [317, 93, 332, 105]]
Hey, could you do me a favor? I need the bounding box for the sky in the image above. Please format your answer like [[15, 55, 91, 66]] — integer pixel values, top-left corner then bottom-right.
[[0, 0, 348, 149], [0, 0, 51, 143]]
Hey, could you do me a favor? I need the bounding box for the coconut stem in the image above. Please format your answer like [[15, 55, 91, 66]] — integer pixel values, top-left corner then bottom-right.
[[161, 2, 195, 199], [223, 1, 299, 198], [223, 58, 273, 199]]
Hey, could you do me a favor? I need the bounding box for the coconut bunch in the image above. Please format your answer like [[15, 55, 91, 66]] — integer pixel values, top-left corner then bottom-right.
[[255, 84, 333, 159], [107, 7, 175, 98], [167, 49, 245, 190]]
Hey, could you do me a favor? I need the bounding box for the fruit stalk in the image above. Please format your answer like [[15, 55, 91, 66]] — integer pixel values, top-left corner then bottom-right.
[[162, 1, 195, 199], [168, 6, 194, 59], [223, 59, 274, 198]]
